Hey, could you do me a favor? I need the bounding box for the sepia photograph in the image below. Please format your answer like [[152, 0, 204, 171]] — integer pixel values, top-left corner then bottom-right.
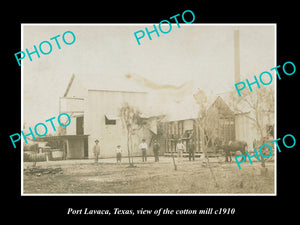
[[21, 24, 276, 195]]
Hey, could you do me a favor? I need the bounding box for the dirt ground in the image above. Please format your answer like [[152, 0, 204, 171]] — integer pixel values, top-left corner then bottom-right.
[[23, 157, 275, 194]]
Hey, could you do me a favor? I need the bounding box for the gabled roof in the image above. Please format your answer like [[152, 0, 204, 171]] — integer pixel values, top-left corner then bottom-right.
[[207, 96, 235, 116], [207, 92, 252, 115]]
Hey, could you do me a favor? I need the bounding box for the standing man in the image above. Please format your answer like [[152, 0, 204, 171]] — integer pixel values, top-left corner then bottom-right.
[[176, 139, 185, 163], [139, 139, 148, 162], [93, 139, 100, 163], [116, 145, 122, 164], [188, 140, 195, 161], [153, 139, 160, 162]]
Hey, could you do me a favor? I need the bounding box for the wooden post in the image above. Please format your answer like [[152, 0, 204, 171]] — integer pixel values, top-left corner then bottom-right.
[[171, 150, 177, 171]]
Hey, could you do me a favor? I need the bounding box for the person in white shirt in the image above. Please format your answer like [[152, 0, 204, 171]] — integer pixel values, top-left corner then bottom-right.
[[116, 145, 122, 164], [139, 139, 148, 162], [176, 139, 185, 162], [93, 139, 100, 163]]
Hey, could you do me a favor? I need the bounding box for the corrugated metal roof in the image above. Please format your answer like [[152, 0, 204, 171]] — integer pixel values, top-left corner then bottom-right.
[[163, 95, 200, 121], [64, 74, 205, 120], [76, 73, 151, 93]]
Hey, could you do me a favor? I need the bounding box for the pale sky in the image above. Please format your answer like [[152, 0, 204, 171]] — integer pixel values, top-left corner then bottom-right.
[[22, 24, 275, 128]]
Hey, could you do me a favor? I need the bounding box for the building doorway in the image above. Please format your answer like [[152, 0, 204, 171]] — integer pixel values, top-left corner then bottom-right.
[[84, 138, 88, 158], [76, 116, 84, 135]]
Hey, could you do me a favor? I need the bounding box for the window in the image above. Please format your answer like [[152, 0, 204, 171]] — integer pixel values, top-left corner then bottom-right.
[[105, 115, 117, 125], [76, 116, 84, 135], [266, 124, 274, 138], [178, 121, 183, 136]]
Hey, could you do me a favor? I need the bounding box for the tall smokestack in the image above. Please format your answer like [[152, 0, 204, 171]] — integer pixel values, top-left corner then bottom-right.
[[234, 29, 240, 83]]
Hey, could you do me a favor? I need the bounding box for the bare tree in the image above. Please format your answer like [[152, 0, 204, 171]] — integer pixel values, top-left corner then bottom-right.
[[230, 86, 274, 140], [119, 103, 147, 167], [199, 106, 222, 152], [193, 90, 220, 187], [229, 85, 275, 167], [193, 90, 221, 156]]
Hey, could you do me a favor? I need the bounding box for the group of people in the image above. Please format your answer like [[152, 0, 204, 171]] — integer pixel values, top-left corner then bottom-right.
[[138, 139, 160, 162], [93, 138, 196, 164], [93, 139, 124, 164], [176, 139, 195, 162]]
